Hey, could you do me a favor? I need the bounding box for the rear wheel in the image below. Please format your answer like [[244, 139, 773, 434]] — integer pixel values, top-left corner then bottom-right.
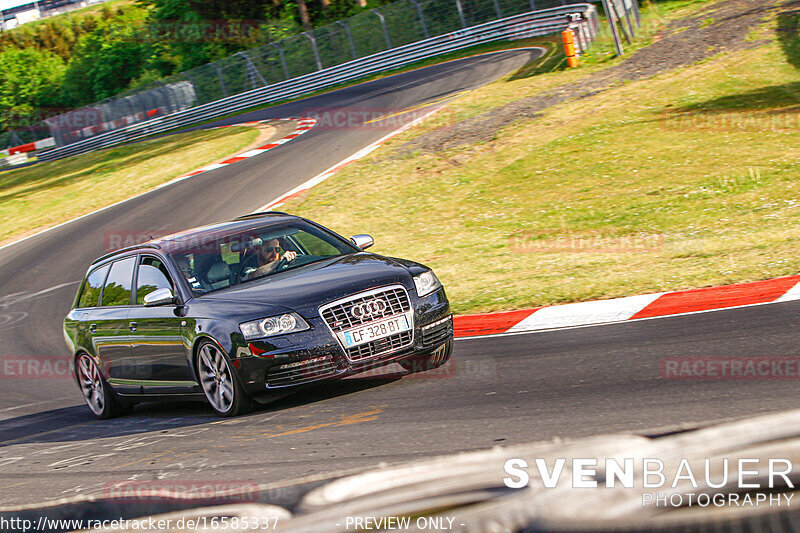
[[76, 353, 128, 419], [197, 340, 252, 417], [398, 339, 453, 374]]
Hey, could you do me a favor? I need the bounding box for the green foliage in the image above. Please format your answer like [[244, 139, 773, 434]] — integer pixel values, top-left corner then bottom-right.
[[0, 48, 66, 131], [60, 8, 150, 105], [0, 0, 398, 133]]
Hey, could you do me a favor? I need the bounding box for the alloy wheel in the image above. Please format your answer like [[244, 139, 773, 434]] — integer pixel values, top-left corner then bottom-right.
[[77, 354, 105, 416], [198, 343, 235, 414]]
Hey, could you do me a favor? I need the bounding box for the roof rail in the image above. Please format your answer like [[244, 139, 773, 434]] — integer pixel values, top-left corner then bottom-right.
[[234, 211, 291, 220], [92, 243, 161, 264]]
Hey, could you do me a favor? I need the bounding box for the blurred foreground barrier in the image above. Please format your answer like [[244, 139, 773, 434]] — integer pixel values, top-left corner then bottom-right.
[[2, 409, 800, 532]]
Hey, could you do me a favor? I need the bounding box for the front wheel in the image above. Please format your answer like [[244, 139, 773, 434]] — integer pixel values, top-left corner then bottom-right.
[[398, 339, 453, 374], [76, 353, 128, 419], [196, 340, 252, 417]]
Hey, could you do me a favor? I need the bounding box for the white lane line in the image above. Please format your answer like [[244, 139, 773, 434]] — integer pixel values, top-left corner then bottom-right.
[[258, 106, 443, 211]]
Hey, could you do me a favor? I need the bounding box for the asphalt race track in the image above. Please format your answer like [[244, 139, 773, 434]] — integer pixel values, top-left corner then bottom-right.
[[1, 49, 800, 508]]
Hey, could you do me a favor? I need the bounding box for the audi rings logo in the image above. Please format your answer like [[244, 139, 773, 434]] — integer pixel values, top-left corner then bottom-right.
[[351, 299, 388, 319]]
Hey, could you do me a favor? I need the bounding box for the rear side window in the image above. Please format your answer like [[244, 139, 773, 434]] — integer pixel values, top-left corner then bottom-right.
[[101, 257, 136, 306], [78, 265, 109, 308], [136, 256, 173, 304]]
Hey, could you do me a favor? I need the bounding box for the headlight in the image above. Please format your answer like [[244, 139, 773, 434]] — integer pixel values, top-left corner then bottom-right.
[[239, 313, 309, 340], [413, 270, 442, 297]]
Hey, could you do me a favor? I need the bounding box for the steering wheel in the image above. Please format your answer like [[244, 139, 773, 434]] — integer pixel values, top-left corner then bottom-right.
[[232, 251, 259, 283]]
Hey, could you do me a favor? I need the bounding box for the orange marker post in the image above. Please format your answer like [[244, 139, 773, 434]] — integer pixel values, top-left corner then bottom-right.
[[562, 29, 580, 68]]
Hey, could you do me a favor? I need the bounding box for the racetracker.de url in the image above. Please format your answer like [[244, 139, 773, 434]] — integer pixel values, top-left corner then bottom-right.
[[0, 515, 281, 531]]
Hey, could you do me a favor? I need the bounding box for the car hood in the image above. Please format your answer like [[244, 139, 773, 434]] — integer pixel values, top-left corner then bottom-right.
[[196, 253, 417, 316]]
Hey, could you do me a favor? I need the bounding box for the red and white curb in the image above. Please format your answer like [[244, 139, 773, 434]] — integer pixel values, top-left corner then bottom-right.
[[177, 118, 317, 180], [1, 137, 56, 157], [257, 108, 442, 211], [453, 275, 800, 338]]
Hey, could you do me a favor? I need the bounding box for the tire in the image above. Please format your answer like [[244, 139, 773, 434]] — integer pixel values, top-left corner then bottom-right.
[[75, 353, 129, 419], [398, 338, 453, 374], [196, 339, 252, 417]]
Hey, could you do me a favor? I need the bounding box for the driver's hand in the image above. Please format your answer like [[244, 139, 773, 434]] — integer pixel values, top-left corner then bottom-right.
[[283, 251, 297, 262]]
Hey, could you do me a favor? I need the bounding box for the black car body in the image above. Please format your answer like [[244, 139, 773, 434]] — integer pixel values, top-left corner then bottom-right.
[[64, 212, 453, 418]]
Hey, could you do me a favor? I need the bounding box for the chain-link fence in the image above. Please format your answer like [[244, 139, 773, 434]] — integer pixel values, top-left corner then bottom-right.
[[1, 0, 633, 151]]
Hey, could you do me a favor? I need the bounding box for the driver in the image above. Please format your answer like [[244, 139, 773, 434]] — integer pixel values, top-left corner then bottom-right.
[[244, 238, 296, 280]]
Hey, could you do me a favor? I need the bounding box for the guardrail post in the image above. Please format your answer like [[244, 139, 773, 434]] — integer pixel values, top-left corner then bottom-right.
[[454, 0, 467, 28], [528, 0, 536, 11], [609, 0, 632, 43], [622, 0, 635, 39], [270, 42, 290, 79], [236, 51, 267, 89], [601, 0, 624, 56], [632, 0, 641, 27], [492, 0, 502, 19], [303, 32, 324, 70], [372, 8, 393, 49], [212, 63, 229, 97], [337, 20, 359, 59], [409, 0, 429, 39]]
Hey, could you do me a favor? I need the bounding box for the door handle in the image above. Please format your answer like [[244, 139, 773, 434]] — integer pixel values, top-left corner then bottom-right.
[[89, 324, 97, 333], [129, 321, 137, 332]]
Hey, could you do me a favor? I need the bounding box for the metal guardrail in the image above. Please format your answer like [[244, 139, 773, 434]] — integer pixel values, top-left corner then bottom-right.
[[37, 4, 602, 162]]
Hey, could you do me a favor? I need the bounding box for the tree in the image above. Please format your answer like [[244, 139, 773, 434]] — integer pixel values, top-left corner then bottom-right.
[[296, 0, 313, 31], [60, 15, 151, 106], [0, 47, 66, 131]]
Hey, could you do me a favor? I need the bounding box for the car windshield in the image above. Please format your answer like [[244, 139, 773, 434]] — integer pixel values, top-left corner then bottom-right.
[[168, 220, 356, 295]]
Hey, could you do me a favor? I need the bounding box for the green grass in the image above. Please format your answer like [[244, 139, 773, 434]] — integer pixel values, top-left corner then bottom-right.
[[278, 5, 800, 314], [0, 126, 258, 244]]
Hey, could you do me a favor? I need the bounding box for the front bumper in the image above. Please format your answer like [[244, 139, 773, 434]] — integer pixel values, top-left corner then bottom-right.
[[234, 286, 452, 393]]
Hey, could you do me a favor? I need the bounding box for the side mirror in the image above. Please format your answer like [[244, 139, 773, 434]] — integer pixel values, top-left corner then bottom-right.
[[143, 288, 175, 307], [350, 234, 374, 250]]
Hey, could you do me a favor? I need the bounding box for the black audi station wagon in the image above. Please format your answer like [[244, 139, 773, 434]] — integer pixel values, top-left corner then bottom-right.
[[64, 212, 454, 418]]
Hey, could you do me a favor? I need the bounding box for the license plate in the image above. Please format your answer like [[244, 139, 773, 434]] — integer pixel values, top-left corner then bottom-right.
[[338, 314, 411, 348]]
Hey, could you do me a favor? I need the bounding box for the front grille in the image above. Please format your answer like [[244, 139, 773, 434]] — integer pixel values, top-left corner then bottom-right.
[[346, 330, 413, 362], [320, 285, 414, 362], [321, 286, 410, 333], [422, 315, 453, 346], [265, 356, 340, 388]]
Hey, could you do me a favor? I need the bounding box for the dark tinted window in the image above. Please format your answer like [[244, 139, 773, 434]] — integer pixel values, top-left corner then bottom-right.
[[101, 257, 136, 306], [136, 256, 173, 305], [78, 265, 109, 308], [169, 221, 356, 295]]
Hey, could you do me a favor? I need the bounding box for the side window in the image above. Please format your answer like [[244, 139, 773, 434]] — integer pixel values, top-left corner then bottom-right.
[[136, 256, 173, 305], [101, 257, 136, 307], [78, 264, 109, 308]]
